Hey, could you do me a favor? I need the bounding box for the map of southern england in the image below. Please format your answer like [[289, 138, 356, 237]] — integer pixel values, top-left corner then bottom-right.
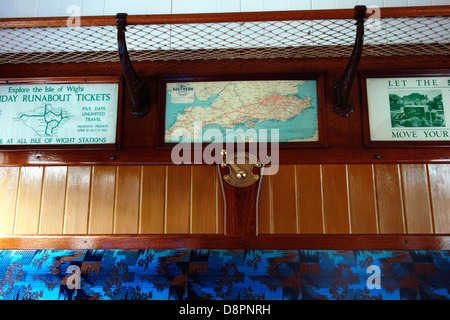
[[164, 80, 319, 143]]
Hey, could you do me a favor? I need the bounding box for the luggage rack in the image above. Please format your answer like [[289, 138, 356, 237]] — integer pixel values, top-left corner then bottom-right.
[[0, 6, 449, 117], [0, 6, 448, 65]]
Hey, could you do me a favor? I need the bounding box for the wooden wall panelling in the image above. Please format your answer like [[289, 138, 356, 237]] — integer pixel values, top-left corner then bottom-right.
[[14, 166, 44, 234], [165, 165, 191, 234], [347, 165, 378, 234], [321, 165, 350, 234], [0, 167, 20, 234], [400, 164, 434, 234], [1, 163, 448, 237], [63, 166, 91, 234], [88, 166, 116, 234], [39, 166, 67, 234], [374, 164, 406, 234], [191, 165, 217, 234], [427, 164, 450, 234], [113, 166, 141, 234], [257, 173, 272, 234], [296, 165, 324, 234], [271, 165, 297, 234], [216, 167, 224, 235], [139, 165, 166, 234]]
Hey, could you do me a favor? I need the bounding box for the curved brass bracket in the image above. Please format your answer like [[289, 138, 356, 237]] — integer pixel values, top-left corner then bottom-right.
[[334, 5, 367, 118], [220, 150, 262, 188], [116, 13, 149, 118]]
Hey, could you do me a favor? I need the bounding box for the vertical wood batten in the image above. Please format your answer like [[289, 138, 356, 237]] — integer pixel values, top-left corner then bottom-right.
[[322, 165, 350, 234], [165, 165, 191, 234], [14, 166, 44, 234], [0, 167, 20, 235], [39, 166, 67, 234], [113, 166, 141, 234], [347, 164, 378, 234], [428, 164, 450, 234], [257, 171, 272, 234], [296, 164, 324, 234], [191, 165, 217, 234], [271, 165, 297, 233], [63, 166, 91, 234], [139, 165, 166, 234], [400, 164, 433, 234], [88, 166, 116, 234], [374, 164, 406, 234], [215, 166, 224, 234]]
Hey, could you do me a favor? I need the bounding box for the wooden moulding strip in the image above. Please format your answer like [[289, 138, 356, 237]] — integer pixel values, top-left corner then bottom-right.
[[0, 234, 449, 250], [1, 147, 449, 167], [0, 6, 449, 29]]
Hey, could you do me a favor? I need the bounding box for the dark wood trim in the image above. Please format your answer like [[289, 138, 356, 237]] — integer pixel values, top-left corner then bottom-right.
[[1, 147, 448, 166], [0, 234, 448, 250], [0, 56, 444, 77], [0, 6, 448, 29], [0, 15, 116, 28], [0, 76, 120, 84], [219, 164, 261, 237]]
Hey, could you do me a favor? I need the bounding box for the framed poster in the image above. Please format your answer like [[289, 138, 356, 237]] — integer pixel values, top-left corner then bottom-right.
[[158, 74, 326, 148], [360, 70, 450, 147], [0, 76, 123, 149]]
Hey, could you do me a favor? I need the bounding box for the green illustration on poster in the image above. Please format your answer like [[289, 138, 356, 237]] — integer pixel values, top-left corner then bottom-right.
[[16, 103, 72, 137], [389, 90, 444, 128]]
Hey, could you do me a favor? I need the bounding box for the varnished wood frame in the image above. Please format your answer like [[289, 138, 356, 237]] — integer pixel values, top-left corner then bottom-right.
[[157, 73, 327, 151], [0, 235, 448, 250], [0, 76, 124, 151], [0, 6, 448, 29], [360, 69, 450, 148]]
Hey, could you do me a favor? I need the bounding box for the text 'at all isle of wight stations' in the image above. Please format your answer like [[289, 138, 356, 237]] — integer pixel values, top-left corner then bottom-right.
[[0, 82, 119, 145]]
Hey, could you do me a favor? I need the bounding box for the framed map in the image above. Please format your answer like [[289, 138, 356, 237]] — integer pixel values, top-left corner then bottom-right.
[[0, 76, 122, 149], [360, 70, 450, 147], [159, 74, 326, 147]]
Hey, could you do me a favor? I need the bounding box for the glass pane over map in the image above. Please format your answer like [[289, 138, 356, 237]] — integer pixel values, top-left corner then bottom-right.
[[164, 80, 319, 143]]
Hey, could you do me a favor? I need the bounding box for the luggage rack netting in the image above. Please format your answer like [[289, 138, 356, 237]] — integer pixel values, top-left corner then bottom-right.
[[0, 11, 448, 64]]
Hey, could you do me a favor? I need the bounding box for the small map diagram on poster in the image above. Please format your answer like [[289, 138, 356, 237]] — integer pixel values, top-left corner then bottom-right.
[[16, 102, 71, 137]]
